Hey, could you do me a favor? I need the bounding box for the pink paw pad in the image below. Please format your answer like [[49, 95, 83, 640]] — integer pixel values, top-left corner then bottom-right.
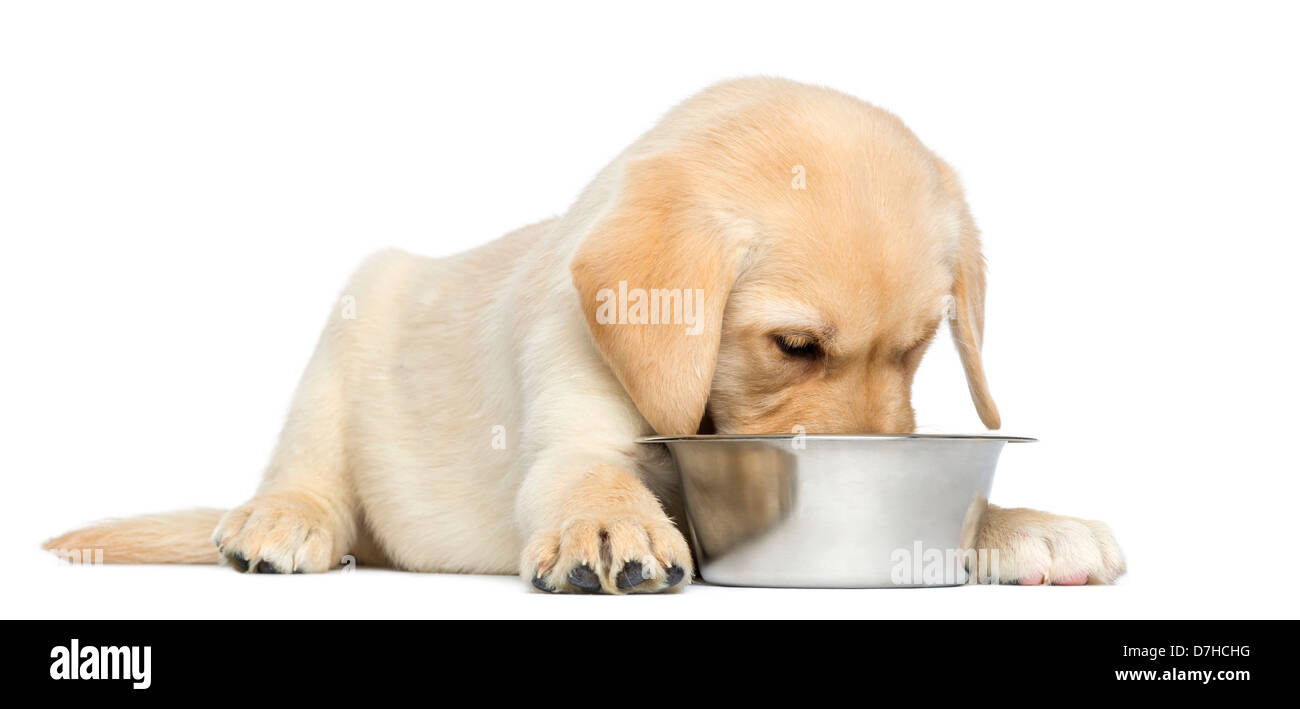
[[1052, 571, 1088, 586], [1017, 573, 1044, 586]]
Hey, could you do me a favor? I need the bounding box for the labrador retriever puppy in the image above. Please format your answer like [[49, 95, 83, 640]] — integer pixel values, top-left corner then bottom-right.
[[46, 77, 1124, 592]]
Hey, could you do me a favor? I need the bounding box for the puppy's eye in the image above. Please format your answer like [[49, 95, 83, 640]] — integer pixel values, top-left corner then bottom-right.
[[773, 333, 823, 360]]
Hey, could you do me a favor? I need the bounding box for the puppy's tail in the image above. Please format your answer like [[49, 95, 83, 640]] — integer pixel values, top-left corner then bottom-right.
[[43, 508, 226, 564]]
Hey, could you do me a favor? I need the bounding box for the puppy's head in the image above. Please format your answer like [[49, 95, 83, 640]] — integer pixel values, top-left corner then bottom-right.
[[572, 78, 999, 435]]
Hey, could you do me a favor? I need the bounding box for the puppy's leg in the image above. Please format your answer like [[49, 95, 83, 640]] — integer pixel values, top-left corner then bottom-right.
[[518, 461, 692, 594], [213, 339, 357, 574], [971, 504, 1125, 585]]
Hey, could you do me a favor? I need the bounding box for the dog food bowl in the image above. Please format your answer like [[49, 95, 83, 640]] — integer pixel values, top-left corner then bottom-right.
[[640, 433, 1035, 588]]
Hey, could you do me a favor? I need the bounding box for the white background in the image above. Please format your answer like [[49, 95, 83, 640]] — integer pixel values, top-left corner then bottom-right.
[[2, 1, 1297, 619]]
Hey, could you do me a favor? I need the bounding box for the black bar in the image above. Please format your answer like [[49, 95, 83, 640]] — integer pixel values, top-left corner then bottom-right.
[[4, 620, 1289, 696]]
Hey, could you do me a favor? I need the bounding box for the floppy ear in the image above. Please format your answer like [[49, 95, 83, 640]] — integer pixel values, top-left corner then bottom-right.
[[570, 157, 744, 435], [937, 159, 1001, 430]]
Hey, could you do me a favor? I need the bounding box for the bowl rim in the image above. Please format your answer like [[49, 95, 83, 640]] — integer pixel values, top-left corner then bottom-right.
[[637, 433, 1037, 443]]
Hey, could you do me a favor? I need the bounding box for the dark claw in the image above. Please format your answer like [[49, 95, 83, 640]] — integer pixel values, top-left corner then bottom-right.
[[255, 560, 280, 574], [664, 565, 685, 587], [230, 552, 250, 572], [616, 561, 647, 590], [567, 564, 601, 592], [532, 576, 555, 592]]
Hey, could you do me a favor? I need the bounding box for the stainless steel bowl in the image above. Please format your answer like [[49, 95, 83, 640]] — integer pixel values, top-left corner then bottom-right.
[[641, 434, 1035, 588]]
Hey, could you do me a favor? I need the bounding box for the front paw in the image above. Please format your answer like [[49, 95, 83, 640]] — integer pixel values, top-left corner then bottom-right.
[[521, 515, 692, 594], [974, 505, 1125, 585]]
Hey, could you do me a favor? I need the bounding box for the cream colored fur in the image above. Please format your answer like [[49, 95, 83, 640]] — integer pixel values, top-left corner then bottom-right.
[[45, 77, 1123, 591]]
